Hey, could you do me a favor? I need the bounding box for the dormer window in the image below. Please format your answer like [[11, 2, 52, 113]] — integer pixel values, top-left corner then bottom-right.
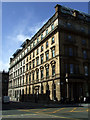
[[46, 29, 48, 35], [41, 34, 43, 40], [51, 23, 54, 30]]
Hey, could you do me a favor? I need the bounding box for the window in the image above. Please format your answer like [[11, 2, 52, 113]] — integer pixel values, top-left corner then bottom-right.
[[51, 23, 54, 30], [52, 65, 55, 76], [41, 70, 43, 79], [46, 68, 49, 77], [52, 37, 55, 44], [33, 51, 35, 58], [68, 35, 73, 42], [81, 27, 85, 32], [26, 63, 28, 71], [41, 84, 43, 94], [68, 35, 72, 40], [37, 38, 39, 43], [65, 48, 68, 56], [52, 49, 55, 58], [20, 76, 21, 85], [29, 73, 31, 83], [67, 23, 71, 28], [33, 60, 35, 68], [41, 56, 43, 64], [83, 50, 87, 59], [33, 41, 35, 47], [46, 52, 49, 61], [36, 57, 39, 66], [29, 62, 31, 70], [30, 54, 31, 60], [30, 44, 32, 49], [41, 45, 43, 52], [41, 34, 43, 40], [84, 66, 88, 76], [65, 64, 68, 73], [36, 70, 39, 80], [26, 74, 28, 84], [23, 66, 25, 72], [20, 68, 22, 74], [70, 64, 74, 74], [27, 57, 28, 62], [75, 65, 79, 74], [46, 29, 48, 35], [69, 48, 73, 56], [46, 41, 48, 48], [82, 40, 86, 45], [23, 75, 24, 84], [37, 48, 39, 55], [32, 72, 34, 80]]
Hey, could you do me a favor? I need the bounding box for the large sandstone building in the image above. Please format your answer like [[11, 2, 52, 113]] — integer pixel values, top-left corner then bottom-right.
[[8, 4, 90, 103]]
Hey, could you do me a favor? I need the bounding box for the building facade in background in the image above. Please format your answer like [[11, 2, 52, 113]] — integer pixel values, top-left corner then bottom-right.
[[8, 4, 90, 103], [0, 71, 9, 97]]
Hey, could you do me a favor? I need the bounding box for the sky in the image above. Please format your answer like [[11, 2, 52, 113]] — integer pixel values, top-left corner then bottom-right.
[[1, 2, 89, 72]]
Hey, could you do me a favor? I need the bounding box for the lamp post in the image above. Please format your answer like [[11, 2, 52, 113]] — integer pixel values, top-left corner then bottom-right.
[[66, 73, 69, 99]]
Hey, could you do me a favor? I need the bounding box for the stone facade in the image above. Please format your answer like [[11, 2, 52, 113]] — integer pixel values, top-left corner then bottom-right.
[[8, 4, 90, 103]]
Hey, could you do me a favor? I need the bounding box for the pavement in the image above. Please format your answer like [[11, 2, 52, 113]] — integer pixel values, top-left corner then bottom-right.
[[1, 101, 90, 120]]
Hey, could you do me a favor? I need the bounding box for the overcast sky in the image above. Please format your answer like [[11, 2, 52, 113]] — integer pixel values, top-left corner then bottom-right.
[[1, 2, 89, 71]]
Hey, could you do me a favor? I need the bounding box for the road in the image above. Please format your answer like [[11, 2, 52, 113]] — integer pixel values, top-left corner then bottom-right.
[[1, 102, 89, 120]]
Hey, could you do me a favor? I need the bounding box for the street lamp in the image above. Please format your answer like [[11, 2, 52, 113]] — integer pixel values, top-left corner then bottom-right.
[[65, 73, 69, 99]]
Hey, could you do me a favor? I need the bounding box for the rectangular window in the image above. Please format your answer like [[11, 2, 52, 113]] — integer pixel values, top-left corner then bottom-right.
[[26, 64, 28, 71], [26, 74, 28, 84], [65, 64, 68, 73], [41, 70, 43, 79], [83, 50, 87, 59], [82, 40, 86, 45], [69, 48, 73, 56], [33, 60, 35, 68], [30, 54, 31, 60], [20, 68, 22, 74], [65, 48, 68, 56], [23, 75, 24, 84], [36, 71, 39, 80], [46, 29, 48, 35], [84, 66, 88, 76], [32, 72, 34, 80], [36, 58, 39, 66], [75, 65, 79, 74], [41, 45, 43, 52], [27, 57, 28, 62], [41, 34, 43, 40], [52, 37, 55, 44], [70, 64, 74, 74], [41, 56, 43, 64], [33, 51, 35, 58], [52, 49, 55, 58], [51, 23, 54, 30], [23, 66, 25, 72], [37, 38, 39, 43], [33, 41, 35, 47], [46, 68, 49, 77], [37, 48, 39, 55], [30, 44, 31, 50], [29, 62, 31, 70], [52, 65, 55, 76], [29, 73, 31, 83], [46, 52, 49, 61], [46, 41, 48, 48]]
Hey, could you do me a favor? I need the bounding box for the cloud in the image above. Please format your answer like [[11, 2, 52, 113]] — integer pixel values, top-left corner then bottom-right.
[[28, 19, 48, 36], [16, 34, 31, 42], [0, 60, 9, 72]]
